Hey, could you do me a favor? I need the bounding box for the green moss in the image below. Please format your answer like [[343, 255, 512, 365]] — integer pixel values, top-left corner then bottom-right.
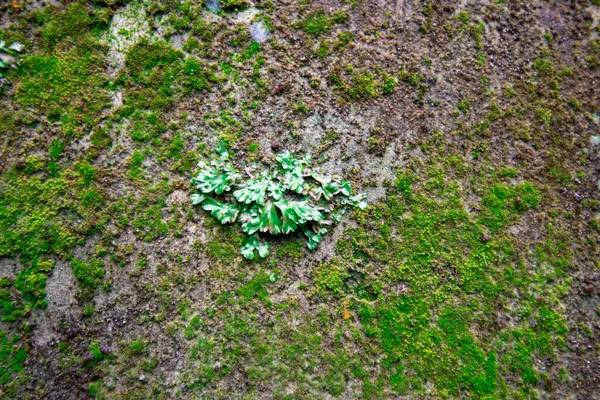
[[88, 381, 101, 397], [183, 35, 201, 53], [133, 204, 169, 242], [125, 40, 183, 79], [398, 68, 423, 87], [316, 41, 330, 58], [302, 10, 332, 35], [89, 342, 104, 361], [533, 55, 553, 74], [331, 164, 564, 397], [23, 156, 44, 174], [122, 40, 216, 113], [90, 127, 113, 150], [348, 70, 379, 99], [220, 0, 250, 12], [75, 161, 96, 187], [0, 281, 24, 322], [48, 139, 64, 160], [470, 22, 485, 51], [168, 135, 186, 159], [141, 356, 159, 372], [80, 189, 104, 209], [334, 31, 354, 50], [301, 9, 348, 35], [311, 259, 348, 296], [585, 55, 598, 69], [0, 176, 77, 259], [15, 45, 110, 137], [275, 240, 305, 262], [184, 315, 202, 339], [436, 307, 498, 394], [204, 238, 236, 263], [499, 167, 518, 178], [14, 266, 48, 311], [247, 142, 259, 154], [536, 107, 553, 127], [236, 272, 271, 302], [128, 339, 147, 356], [479, 182, 540, 231], [457, 98, 470, 114], [127, 150, 145, 180], [36, 2, 106, 50], [292, 101, 309, 114], [243, 42, 261, 60], [83, 304, 95, 317], [395, 171, 415, 199], [0, 332, 27, 393], [381, 76, 397, 94], [549, 167, 571, 186], [0, 163, 104, 314], [367, 132, 386, 154], [71, 258, 104, 291]]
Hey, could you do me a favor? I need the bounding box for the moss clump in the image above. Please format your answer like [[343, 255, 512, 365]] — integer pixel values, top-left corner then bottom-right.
[[348, 70, 379, 99], [128, 339, 147, 356], [0, 278, 26, 322], [206, 240, 238, 263], [221, 0, 250, 12], [236, 272, 271, 302], [0, 332, 28, 395], [90, 127, 113, 150], [14, 265, 49, 312], [36, 2, 107, 50], [301, 9, 348, 36], [132, 204, 169, 242], [0, 161, 108, 317], [586, 55, 598, 69], [311, 259, 349, 296], [74, 162, 96, 187], [275, 240, 305, 262], [125, 40, 183, 79], [48, 140, 64, 160], [23, 156, 44, 175], [499, 167, 518, 178], [533, 55, 553, 74], [479, 182, 540, 231], [122, 40, 217, 113], [334, 31, 354, 50], [0, 176, 77, 259], [329, 163, 566, 397], [15, 48, 110, 138], [457, 98, 470, 114], [7, 2, 111, 143], [71, 258, 104, 291]]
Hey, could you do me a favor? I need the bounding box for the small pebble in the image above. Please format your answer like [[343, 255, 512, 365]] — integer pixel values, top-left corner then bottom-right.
[[582, 283, 594, 295]]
